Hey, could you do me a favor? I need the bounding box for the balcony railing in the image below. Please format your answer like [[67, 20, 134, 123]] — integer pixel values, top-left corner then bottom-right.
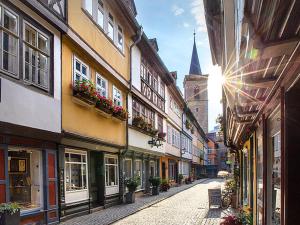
[[39, 0, 66, 19]]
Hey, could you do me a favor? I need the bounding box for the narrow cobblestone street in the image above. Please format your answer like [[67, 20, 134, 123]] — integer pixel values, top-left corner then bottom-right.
[[60, 179, 232, 225], [114, 179, 229, 225]]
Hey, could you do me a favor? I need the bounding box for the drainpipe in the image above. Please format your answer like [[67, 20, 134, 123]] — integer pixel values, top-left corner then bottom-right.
[[122, 25, 143, 157]]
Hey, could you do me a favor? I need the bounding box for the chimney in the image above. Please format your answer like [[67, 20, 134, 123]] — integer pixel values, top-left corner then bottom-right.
[[149, 38, 159, 52]]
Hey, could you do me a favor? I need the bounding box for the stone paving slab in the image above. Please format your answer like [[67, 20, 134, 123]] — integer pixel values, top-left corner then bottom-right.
[[60, 179, 209, 225]]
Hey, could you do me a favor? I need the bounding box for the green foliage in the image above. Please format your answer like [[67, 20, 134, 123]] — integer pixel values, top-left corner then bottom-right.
[[224, 179, 237, 193], [160, 179, 170, 191], [149, 176, 161, 187], [238, 209, 253, 225], [178, 174, 183, 180], [0, 203, 20, 215], [125, 176, 140, 192]]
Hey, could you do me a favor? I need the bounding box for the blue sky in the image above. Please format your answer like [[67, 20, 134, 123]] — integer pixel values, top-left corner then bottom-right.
[[135, 0, 223, 131]]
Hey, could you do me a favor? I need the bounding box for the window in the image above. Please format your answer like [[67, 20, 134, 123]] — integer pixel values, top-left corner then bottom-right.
[[105, 156, 118, 187], [113, 86, 122, 106], [96, 73, 107, 97], [107, 13, 114, 40], [117, 25, 123, 51], [132, 99, 140, 118], [84, 0, 93, 15], [194, 86, 200, 100], [150, 161, 156, 177], [8, 149, 43, 212], [158, 115, 163, 133], [124, 158, 132, 179], [65, 151, 88, 191], [135, 160, 142, 189], [167, 125, 171, 144], [24, 23, 50, 89], [73, 56, 89, 83], [1, 7, 18, 75], [168, 160, 176, 180], [97, 0, 104, 29]]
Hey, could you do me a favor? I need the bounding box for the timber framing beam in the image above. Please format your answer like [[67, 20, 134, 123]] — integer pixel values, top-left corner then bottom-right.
[[237, 110, 259, 117], [243, 77, 277, 89]]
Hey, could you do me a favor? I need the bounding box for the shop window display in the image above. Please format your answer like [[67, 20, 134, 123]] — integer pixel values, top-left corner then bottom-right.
[[8, 149, 42, 212]]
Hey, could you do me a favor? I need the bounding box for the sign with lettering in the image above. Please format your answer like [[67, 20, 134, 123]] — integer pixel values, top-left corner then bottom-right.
[[208, 188, 221, 207]]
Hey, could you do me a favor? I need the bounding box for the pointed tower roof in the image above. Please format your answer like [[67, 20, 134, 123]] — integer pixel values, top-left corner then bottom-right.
[[189, 31, 202, 75]]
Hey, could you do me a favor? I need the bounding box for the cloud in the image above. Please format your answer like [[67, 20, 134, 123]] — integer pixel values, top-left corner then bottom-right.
[[183, 22, 190, 28], [172, 5, 184, 16], [197, 40, 204, 46], [190, 0, 207, 33]]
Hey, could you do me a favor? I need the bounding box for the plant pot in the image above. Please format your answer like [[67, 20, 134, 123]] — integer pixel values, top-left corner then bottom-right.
[[125, 191, 135, 204], [95, 106, 112, 118], [0, 211, 20, 225], [152, 186, 159, 195], [112, 114, 127, 122], [72, 91, 95, 107]]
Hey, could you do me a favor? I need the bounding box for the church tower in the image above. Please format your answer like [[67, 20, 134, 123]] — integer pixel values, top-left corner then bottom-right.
[[184, 32, 209, 133]]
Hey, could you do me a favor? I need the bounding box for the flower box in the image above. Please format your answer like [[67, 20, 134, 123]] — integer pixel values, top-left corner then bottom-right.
[[72, 92, 95, 107], [95, 107, 112, 118], [112, 114, 127, 122], [112, 106, 128, 122]]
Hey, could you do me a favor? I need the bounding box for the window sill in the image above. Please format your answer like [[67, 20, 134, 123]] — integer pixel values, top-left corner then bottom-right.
[[81, 8, 125, 57], [66, 189, 88, 193]]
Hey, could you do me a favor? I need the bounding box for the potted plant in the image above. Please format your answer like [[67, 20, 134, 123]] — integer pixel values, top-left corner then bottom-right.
[[150, 129, 159, 137], [178, 174, 183, 185], [185, 120, 192, 129], [125, 176, 140, 203], [95, 94, 113, 116], [149, 176, 161, 195], [0, 203, 20, 225], [113, 106, 128, 121], [160, 179, 170, 192], [220, 215, 242, 225], [185, 176, 192, 184], [158, 132, 166, 141], [224, 178, 238, 208], [73, 79, 97, 105]]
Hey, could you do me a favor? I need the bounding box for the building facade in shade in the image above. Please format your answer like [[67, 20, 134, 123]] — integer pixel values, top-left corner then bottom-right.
[[126, 35, 172, 194], [162, 73, 184, 185], [204, 0, 300, 224], [58, 0, 139, 220], [184, 34, 209, 133], [0, 0, 65, 224]]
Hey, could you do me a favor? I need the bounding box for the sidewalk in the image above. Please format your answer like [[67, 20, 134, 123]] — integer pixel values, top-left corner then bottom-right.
[[60, 178, 209, 225]]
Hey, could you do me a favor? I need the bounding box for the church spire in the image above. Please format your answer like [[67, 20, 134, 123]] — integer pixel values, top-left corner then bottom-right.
[[189, 31, 202, 75]]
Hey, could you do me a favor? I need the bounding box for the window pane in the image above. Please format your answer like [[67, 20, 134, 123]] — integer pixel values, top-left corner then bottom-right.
[[75, 60, 81, 72], [108, 22, 114, 40], [97, 9, 104, 28], [25, 25, 36, 46], [85, 0, 93, 15], [109, 165, 116, 185], [2, 32, 18, 74], [38, 33, 48, 53], [65, 163, 71, 191], [124, 160, 132, 178], [4, 9, 17, 34], [37, 53, 48, 88], [82, 65, 87, 76], [8, 150, 42, 211], [70, 153, 81, 162], [70, 164, 83, 190], [82, 164, 87, 189]]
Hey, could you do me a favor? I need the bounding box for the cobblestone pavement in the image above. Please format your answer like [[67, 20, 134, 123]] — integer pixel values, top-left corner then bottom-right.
[[60, 179, 210, 225], [114, 178, 230, 225]]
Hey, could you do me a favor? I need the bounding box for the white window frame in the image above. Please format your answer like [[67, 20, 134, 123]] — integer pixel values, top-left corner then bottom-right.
[[105, 155, 119, 187], [124, 158, 132, 179], [107, 12, 114, 41], [0, 5, 19, 77], [135, 159, 143, 189], [97, 0, 104, 29], [73, 55, 89, 83], [64, 149, 89, 194], [83, 0, 93, 16], [113, 85, 122, 106], [96, 73, 108, 97], [117, 24, 124, 51], [23, 21, 50, 90]]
